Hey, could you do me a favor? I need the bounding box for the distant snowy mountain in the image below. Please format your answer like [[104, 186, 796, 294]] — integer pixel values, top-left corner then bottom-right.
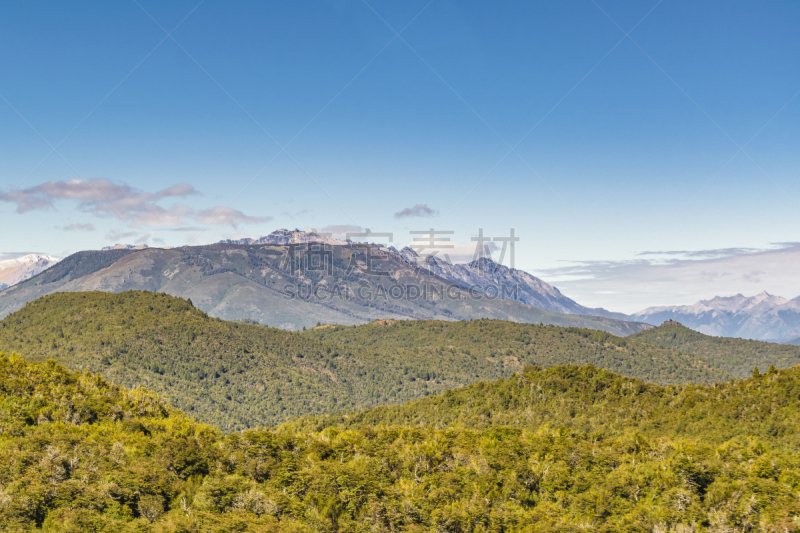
[[215, 231, 631, 320], [631, 292, 800, 342], [0, 254, 61, 290], [397, 247, 629, 320]]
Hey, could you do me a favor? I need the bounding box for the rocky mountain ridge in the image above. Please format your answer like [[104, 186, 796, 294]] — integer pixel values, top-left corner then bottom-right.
[[0, 232, 649, 335], [632, 291, 800, 341], [0, 253, 60, 290]]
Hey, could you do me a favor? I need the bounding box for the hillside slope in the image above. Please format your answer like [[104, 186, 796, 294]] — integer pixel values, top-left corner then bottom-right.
[[0, 292, 725, 430], [0, 240, 650, 335], [302, 319, 729, 386], [295, 363, 800, 448], [2, 353, 799, 532], [632, 320, 800, 378]]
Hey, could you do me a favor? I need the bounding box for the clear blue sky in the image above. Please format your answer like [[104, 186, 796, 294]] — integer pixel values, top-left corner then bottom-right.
[[1, 1, 798, 311]]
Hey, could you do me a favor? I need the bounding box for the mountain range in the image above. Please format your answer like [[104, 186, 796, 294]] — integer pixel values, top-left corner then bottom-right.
[[0, 253, 60, 290], [7, 233, 800, 342], [632, 291, 800, 342], [220, 231, 627, 320], [0, 230, 649, 335], [409, 251, 628, 320]]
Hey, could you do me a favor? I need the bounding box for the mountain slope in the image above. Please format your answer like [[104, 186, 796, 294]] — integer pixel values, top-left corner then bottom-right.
[[631, 320, 800, 378], [2, 353, 798, 532], [0, 253, 60, 290], [301, 318, 728, 385], [0, 238, 650, 335], [294, 362, 800, 449], [0, 292, 724, 429], [632, 291, 800, 341], [0, 290, 359, 430], [406, 250, 629, 320]]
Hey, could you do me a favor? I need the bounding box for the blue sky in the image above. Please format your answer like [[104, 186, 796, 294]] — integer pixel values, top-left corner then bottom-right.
[[1, 0, 798, 312]]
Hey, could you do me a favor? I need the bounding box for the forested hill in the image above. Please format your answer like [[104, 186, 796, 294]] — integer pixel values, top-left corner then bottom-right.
[[302, 319, 730, 386], [0, 293, 728, 430], [294, 363, 800, 449], [632, 321, 800, 378], [3, 352, 800, 531], [0, 290, 397, 430]]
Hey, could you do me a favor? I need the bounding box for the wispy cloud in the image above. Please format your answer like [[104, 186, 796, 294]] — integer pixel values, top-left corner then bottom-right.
[[63, 223, 95, 231], [105, 229, 138, 242], [636, 247, 764, 260], [196, 206, 272, 228], [1, 179, 198, 227], [306, 224, 363, 240], [165, 226, 206, 232], [2, 179, 271, 233], [536, 243, 800, 314], [394, 204, 438, 219]]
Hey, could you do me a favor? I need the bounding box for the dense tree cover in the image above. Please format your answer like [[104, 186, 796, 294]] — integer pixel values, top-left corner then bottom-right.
[[0, 291, 362, 431], [0, 293, 727, 431], [2, 353, 800, 532], [302, 319, 729, 386], [292, 364, 800, 451], [633, 322, 800, 379]]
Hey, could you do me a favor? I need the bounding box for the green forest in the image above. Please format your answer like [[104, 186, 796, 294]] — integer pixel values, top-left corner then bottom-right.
[[632, 321, 800, 379], [2, 352, 800, 532], [0, 292, 730, 430], [2, 291, 800, 531]]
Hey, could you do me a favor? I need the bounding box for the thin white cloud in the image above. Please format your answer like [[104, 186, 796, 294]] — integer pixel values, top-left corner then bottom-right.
[[196, 206, 272, 228], [1, 178, 198, 227], [105, 229, 138, 242], [63, 223, 95, 231], [394, 204, 438, 219], [306, 224, 363, 240], [536, 243, 800, 314]]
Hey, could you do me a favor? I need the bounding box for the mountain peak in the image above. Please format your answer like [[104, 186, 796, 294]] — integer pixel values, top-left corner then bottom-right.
[[0, 253, 61, 290], [220, 229, 347, 246], [633, 292, 799, 341]]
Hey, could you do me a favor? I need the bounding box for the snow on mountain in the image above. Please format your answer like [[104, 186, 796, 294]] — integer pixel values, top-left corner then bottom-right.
[[0, 253, 61, 290], [215, 232, 630, 320], [396, 249, 628, 320], [101, 244, 150, 251], [631, 292, 800, 341], [220, 229, 347, 246]]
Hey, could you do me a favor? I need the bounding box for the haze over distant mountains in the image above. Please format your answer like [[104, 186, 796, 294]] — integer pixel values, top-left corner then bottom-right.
[[0, 230, 648, 336], [632, 291, 800, 342], [0, 253, 60, 290]]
